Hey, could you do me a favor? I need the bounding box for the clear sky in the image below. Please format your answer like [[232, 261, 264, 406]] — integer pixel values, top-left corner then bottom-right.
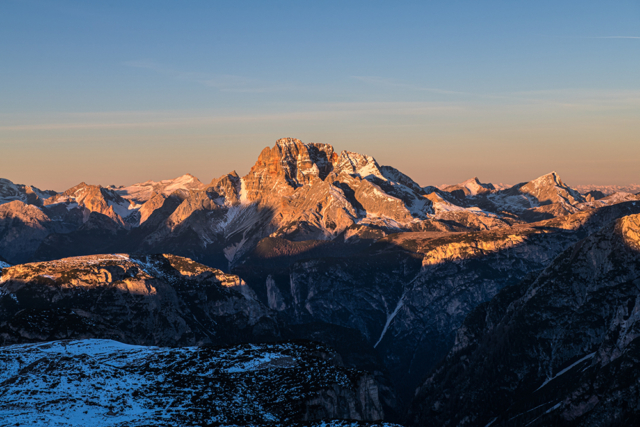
[[1, 0, 638, 191]]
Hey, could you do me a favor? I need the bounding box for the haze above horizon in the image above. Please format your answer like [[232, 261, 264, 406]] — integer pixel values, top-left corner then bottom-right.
[[1, 0, 638, 191]]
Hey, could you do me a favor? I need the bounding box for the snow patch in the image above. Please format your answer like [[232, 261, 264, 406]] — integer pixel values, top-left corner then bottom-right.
[[536, 352, 595, 391], [239, 178, 249, 204]]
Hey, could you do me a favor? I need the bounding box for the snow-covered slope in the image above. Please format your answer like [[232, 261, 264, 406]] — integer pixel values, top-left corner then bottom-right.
[[0, 339, 397, 426], [115, 173, 206, 204]]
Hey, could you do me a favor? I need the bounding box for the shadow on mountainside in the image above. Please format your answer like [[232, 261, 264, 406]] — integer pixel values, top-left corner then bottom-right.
[[406, 214, 640, 427], [32, 200, 279, 272], [233, 201, 640, 408]]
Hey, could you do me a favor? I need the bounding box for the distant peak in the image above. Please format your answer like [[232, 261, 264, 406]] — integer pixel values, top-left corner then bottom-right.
[[275, 137, 303, 148], [531, 171, 563, 186], [175, 173, 200, 182], [462, 177, 481, 184]]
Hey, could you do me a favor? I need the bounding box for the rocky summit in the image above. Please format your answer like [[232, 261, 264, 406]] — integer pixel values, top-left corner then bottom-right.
[[1, 138, 640, 425]]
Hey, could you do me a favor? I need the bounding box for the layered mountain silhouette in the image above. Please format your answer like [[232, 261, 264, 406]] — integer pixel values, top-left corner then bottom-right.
[[0, 138, 607, 267], [1, 138, 640, 425]]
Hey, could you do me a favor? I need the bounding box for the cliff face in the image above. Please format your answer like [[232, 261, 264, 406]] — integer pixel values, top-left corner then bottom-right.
[[0, 253, 280, 346], [408, 213, 640, 426], [0, 338, 398, 426], [238, 201, 640, 403]]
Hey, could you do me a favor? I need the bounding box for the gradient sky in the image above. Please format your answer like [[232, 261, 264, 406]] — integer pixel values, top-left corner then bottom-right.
[[1, 0, 639, 191]]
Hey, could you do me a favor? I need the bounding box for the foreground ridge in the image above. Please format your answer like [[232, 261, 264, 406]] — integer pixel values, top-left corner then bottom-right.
[[0, 338, 398, 426]]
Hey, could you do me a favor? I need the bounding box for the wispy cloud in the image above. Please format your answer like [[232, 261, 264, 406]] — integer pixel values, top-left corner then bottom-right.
[[583, 36, 640, 39], [355, 75, 640, 111], [124, 60, 300, 93], [0, 102, 466, 132], [2, 88, 638, 133], [560, 36, 640, 40], [352, 76, 469, 96]]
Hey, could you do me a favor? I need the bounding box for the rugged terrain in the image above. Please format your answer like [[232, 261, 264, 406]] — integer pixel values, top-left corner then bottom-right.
[[0, 338, 399, 426], [0, 253, 280, 347], [1, 138, 639, 425], [408, 213, 640, 426], [237, 200, 640, 402]]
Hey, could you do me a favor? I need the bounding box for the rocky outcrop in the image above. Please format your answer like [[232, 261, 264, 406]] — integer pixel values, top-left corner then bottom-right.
[[0, 253, 281, 346], [0, 338, 399, 426], [407, 213, 640, 426], [242, 138, 338, 203]]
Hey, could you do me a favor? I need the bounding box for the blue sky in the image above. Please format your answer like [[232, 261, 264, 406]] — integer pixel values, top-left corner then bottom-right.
[[1, 0, 639, 190]]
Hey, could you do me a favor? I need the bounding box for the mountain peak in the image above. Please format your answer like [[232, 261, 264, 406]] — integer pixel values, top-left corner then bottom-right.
[[530, 171, 562, 186], [518, 171, 584, 206], [275, 137, 304, 148], [242, 138, 340, 202], [444, 176, 495, 196]]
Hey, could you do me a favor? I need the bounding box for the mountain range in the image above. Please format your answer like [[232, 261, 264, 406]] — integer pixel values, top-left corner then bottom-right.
[[1, 137, 639, 425]]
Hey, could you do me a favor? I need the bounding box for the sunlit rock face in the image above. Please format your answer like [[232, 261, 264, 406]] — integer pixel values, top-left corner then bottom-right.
[[1, 138, 640, 423], [0, 339, 399, 426], [0, 139, 597, 268], [0, 253, 280, 347], [407, 213, 640, 427], [44, 182, 141, 227]]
